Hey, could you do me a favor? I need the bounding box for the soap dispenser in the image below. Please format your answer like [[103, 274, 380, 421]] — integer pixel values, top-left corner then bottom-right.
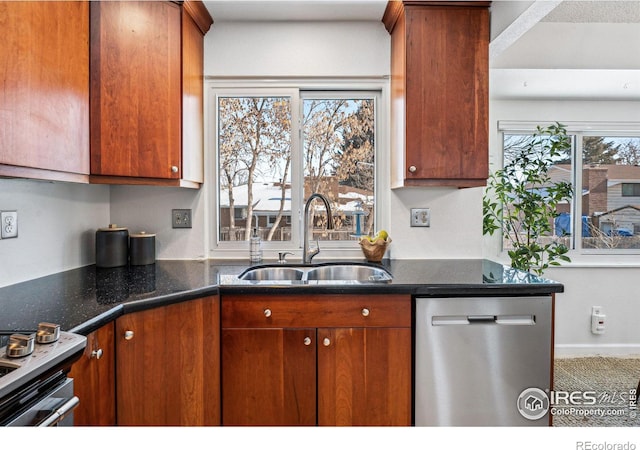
[[250, 227, 262, 263]]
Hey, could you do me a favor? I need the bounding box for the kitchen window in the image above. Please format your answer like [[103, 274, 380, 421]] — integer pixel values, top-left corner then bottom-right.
[[499, 122, 640, 254], [211, 86, 380, 255]]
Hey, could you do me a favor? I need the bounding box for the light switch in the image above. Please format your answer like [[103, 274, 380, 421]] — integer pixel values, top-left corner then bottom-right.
[[411, 208, 430, 227]]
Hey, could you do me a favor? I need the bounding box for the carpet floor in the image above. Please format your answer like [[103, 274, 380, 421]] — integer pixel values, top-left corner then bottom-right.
[[553, 357, 640, 426]]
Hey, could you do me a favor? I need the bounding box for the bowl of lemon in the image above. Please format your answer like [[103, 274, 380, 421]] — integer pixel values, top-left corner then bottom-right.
[[359, 230, 391, 262]]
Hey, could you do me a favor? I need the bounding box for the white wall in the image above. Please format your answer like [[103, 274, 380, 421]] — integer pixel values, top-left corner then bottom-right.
[[487, 99, 640, 356], [110, 21, 484, 261], [0, 179, 109, 287], [109, 185, 207, 260], [204, 21, 390, 77]]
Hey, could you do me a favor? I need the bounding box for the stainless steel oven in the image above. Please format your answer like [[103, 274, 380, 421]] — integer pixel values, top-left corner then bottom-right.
[[0, 324, 86, 426]]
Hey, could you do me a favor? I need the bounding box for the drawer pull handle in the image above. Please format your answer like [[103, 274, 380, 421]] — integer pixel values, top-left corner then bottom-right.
[[264, 308, 272, 318], [304, 337, 312, 346], [408, 165, 417, 173], [91, 348, 103, 360], [361, 308, 370, 317], [124, 330, 134, 340], [171, 165, 179, 173], [323, 337, 331, 347]]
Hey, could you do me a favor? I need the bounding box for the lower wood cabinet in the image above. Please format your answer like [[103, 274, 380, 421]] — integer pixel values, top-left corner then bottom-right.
[[221, 294, 412, 426], [69, 322, 116, 426], [115, 295, 220, 426]]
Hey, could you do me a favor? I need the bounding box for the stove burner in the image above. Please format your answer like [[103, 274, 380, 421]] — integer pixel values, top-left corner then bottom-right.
[[0, 325, 86, 400]]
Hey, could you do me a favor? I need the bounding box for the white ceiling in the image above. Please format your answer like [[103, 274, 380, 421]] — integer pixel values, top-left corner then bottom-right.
[[202, 0, 640, 100]]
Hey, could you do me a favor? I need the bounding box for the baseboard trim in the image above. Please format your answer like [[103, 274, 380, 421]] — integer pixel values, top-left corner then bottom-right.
[[555, 344, 640, 358]]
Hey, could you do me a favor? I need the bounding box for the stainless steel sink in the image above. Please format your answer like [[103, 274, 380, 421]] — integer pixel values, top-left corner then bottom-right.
[[305, 264, 392, 282], [237, 263, 392, 283], [237, 266, 304, 281]]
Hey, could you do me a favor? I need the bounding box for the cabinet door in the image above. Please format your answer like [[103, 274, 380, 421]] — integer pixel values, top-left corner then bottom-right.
[[404, 4, 489, 185], [116, 296, 220, 426], [385, 2, 489, 188], [90, 1, 181, 179], [0, 1, 89, 182], [222, 328, 316, 425], [69, 322, 116, 426], [317, 327, 411, 426]]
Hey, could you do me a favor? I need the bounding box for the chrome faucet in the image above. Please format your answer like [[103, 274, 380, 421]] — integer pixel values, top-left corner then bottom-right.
[[303, 193, 334, 264]]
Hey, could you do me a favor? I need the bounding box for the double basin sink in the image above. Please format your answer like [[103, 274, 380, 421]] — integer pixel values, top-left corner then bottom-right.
[[237, 262, 392, 284]]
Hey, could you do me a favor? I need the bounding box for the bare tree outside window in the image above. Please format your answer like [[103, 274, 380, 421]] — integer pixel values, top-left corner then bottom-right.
[[303, 98, 375, 240], [217, 92, 377, 244], [218, 96, 291, 242]]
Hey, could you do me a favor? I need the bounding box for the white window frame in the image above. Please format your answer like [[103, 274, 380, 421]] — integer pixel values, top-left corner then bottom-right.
[[205, 78, 389, 261], [497, 121, 640, 264]]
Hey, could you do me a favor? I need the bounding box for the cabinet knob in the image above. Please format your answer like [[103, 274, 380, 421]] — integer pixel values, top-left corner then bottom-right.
[[361, 308, 370, 317], [264, 308, 272, 318], [304, 337, 312, 346], [124, 330, 134, 340], [171, 165, 179, 173], [323, 337, 331, 347], [408, 165, 417, 173], [91, 348, 103, 360]]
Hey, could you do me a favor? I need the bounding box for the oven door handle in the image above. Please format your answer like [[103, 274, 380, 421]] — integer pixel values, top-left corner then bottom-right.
[[38, 396, 80, 427]]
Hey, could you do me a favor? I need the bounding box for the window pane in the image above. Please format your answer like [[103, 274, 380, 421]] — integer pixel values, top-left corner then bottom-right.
[[582, 137, 640, 249], [502, 134, 572, 252], [218, 97, 292, 242], [302, 98, 375, 241]]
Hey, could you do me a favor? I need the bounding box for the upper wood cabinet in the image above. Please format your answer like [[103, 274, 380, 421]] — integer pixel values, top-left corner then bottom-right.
[[383, 1, 490, 188], [0, 1, 90, 183], [89, 1, 212, 188]]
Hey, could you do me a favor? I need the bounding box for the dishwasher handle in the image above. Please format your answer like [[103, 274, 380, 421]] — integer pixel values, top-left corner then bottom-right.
[[467, 315, 496, 323], [432, 315, 536, 326]]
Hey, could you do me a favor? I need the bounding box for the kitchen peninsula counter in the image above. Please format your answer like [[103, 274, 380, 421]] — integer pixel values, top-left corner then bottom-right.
[[0, 259, 563, 336]]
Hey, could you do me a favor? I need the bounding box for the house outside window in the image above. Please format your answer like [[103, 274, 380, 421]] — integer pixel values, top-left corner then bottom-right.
[[499, 122, 640, 254], [212, 86, 380, 255]]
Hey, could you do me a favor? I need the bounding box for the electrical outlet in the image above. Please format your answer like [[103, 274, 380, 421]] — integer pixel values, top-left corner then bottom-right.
[[591, 306, 605, 335], [1, 211, 18, 239], [410, 208, 430, 227], [172, 209, 192, 228]]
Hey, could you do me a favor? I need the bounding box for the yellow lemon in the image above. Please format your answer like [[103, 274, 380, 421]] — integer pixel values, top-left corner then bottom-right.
[[377, 230, 389, 240]]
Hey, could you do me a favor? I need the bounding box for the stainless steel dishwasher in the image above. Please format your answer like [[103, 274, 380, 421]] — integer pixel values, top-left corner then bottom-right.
[[415, 296, 552, 426]]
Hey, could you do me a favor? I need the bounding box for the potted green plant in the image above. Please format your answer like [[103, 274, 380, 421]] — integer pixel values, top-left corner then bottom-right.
[[483, 122, 574, 275]]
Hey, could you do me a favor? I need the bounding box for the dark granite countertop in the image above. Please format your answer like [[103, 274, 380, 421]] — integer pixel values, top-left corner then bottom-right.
[[0, 259, 563, 336]]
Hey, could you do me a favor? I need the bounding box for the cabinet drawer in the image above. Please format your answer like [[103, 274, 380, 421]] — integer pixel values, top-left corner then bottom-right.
[[222, 294, 411, 328]]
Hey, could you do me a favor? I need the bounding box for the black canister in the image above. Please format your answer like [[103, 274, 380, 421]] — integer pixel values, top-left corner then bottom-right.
[[95, 224, 129, 268], [129, 231, 156, 266]]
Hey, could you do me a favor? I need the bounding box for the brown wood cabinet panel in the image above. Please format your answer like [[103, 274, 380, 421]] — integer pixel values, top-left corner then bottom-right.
[[222, 328, 316, 425], [317, 327, 411, 426], [0, 1, 89, 181], [181, 6, 205, 184], [384, 1, 490, 188], [69, 322, 116, 426], [221, 294, 412, 426], [116, 296, 220, 426], [221, 294, 411, 328], [90, 1, 182, 180]]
